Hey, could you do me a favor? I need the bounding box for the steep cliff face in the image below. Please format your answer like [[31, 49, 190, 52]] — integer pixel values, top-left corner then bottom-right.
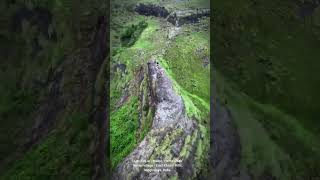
[[114, 61, 201, 179], [0, 1, 108, 179]]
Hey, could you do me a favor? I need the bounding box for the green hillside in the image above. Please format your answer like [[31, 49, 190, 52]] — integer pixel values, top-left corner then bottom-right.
[[0, 0, 108, 179], [110, 0, 210, 178], [213, 0, 320, 179]]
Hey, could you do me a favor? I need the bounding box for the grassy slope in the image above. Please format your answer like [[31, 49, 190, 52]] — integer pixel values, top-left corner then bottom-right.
[[161, 30, 210, 121], [214, 0, 320, 178], [1, 114, 91, 180], [110, 0, 210, 172], [111, 97, 139, 168], [110, 16, 167, 168], [0, 0, 77, 161], [160, 28, 210, 175]]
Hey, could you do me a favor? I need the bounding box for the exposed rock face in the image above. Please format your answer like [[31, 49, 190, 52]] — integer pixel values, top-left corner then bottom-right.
[[135, 3, 170, 18], [210, 99, 242, 180], [134, 3, 210, 27], [209, 81, 244, 180], [148, 61, 187, 129], [167, 9, 210, 26], [113, 61, 201, 180], [167, 27, 181, 40]]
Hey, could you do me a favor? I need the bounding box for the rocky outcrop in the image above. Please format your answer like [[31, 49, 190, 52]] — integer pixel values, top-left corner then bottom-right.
[[147, 61, 189, 129], [210, 99, 242, 180], [113, 61, 203, 180], [209, 78, 244, 180], [167, 9, 210, 26], [134, 3, 210, 27], [135, 3, 170, 18]]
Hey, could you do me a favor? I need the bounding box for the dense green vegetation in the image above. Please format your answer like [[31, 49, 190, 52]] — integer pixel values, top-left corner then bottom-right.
[[163, 31, 209, 100], [0, 0, 83, 160], [0, 0, 107, 179], [121, 21, 148, 47], [110, 10, 168, 168], [161, 31, 210, 175], [160, 30, 210, 121], [0, 90, 37, 159], [1, 113, 91, 180], [214, 0, 320, 178], [111, 97, 139, 168], [109, 17, 168, 169], [110, 18, 163, 168], [110, 0, 210, 175]]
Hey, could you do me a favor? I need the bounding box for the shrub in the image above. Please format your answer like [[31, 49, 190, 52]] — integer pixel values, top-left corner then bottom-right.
[[120, 21, 148, 47]]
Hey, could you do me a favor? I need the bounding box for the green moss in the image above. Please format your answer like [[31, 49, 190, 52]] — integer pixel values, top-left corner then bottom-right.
[[151, 128, 184, 159], [179, 135, 191, 158], [180, 131, 197, 160], [138, 100, 155, 142]]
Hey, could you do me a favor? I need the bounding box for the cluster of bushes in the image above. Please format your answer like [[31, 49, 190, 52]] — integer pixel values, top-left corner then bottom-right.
[[120, 21, 148, 47]]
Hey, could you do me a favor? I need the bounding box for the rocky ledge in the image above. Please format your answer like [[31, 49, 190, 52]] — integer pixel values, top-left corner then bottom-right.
[[113, 61, 205, 180], [135, 3, 169, 18], [167, 9, 210, 27], [134, 3, 210, 27]]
